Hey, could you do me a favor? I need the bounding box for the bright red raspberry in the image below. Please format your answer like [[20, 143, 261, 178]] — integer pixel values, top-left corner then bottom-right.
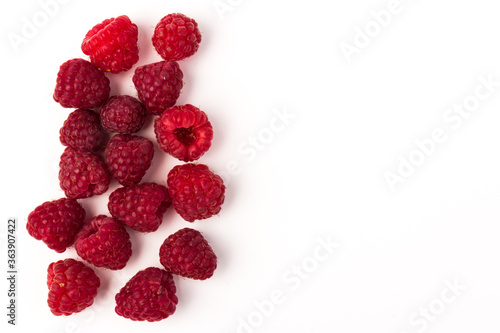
[[132, 60, 183, 115], [159, 228, 217, 280], [53, 58, 110, 109], [108, 182, 172, 232], [115, 267, 177, 322], [167, 163, 225, 222], [26, 198, 86, 253], [100, 95, 146, 134], [104, 134, 154, 186], [59, 147, 110, 199], [81, 15, 139, 73], [154, 104, 213, 162], [59, 109, 105, 152], [74, 215, 132, 270], [47, 259, 100, 316], [152, 13, 202, 61]]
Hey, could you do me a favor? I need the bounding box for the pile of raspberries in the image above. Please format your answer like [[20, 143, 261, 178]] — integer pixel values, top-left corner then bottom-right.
[[26, 13, 226, 322]]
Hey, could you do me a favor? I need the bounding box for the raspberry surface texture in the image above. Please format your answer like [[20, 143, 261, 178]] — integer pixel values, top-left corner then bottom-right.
[[74, 215, 132, 270], [167, 163, 225, 222], [132, 60, 183, 115], [159, 228, 217, 280], [108, 182, 172, 232], [104, 134, 154, 186], [154, 104, 213, 162], [115, 267, 178, 322], [152, 13, 202, 61], [100, 95, 146, 134], [53, 58, 110, 109], [59, 109, 105, 152], [47, 258, 100, 316], [59, 147, 110, 199], [81, 15, 139, 73], [26, 198, 86, 253]]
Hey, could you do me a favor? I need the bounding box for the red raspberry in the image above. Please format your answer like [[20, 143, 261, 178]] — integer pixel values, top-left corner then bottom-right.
[[74, 215, 132, 270], [59, 109, 105, 152], [100, 95, 146, 134], [53, 58, 110, 109], [154, 104, 213, 162], [81, 15, 139, 73], [152, 13, 202, 61], [26, 198, 86, 253], [47, 259, 100, 316], [104, 134, 154, 186], [132, 60, 183, 115], [59, 147, 110, 199], [115, 267, 177, 322], [108, 182, 172, 232], [159, 228, 217, 280], [167, 163, 225, 222]]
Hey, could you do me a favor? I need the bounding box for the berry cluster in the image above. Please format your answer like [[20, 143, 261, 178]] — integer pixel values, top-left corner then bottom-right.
[[27, 13, 226, 322]]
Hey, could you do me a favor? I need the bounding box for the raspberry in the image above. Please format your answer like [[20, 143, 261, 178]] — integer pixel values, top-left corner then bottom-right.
[[132, 60, 183, 115], [59, 147, 110, 199], [104, 134, 154, 186], [108, 182, 172, 232], [152, 13, 202, 61], [115, 267, 177, 322], [59, 109, 105, 152], [74, 215, 132, 270], [26, 198, 86, 253], [53, 58, 110, 109], [81, 15, 139, 73], [159, 228, 217, 280], [167, 163, 225, 222], [100, 95, 146, 134], [154, 104, 213, 162], [47, 259, 100, 316]]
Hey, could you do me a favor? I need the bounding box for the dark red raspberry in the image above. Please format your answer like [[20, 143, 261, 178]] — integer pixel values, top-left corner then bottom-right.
[[152, 13, 202, 61], [59, 147, 110, 199], [100, 95, 146, 134], [74, 215, 132, 270], [47, 259, 100, 316], [26, 198, 86, 253], [59, 109, 105, 152], [81, 15, 139, 73], [108, 182, 172, 232], [53, 58, 110, 109], [159, 228, 217, 280], [167, 163, 225, 222], [154, 104, 213, 162], [132, 60, 183, 115], [104, 134, 154, 186], [115, 267, 177, 322]]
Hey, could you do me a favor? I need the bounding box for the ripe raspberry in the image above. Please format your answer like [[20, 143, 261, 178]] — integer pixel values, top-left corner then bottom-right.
[[47, 259, 100, 316], [108, 182, 172, 232], [167, 163, 225, 222], [100, 95, 146, 134], [159, 228, 217, 280], [115, 267, 177, 322], [59, 109, 105, 152], [74, 215, 132, 270], [59, 147, 110, 199], [26, 198, 86, 253], [154, 104, 213, 162], [104, 134, 154, 186], [53, 58, 110, 109], [132, 60, 183, 115], [152, 13, 202, 61], [81, 15, 139, 73]]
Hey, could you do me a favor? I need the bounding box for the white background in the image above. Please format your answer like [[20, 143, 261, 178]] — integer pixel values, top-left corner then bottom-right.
[[2, 0, 500, 332]]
